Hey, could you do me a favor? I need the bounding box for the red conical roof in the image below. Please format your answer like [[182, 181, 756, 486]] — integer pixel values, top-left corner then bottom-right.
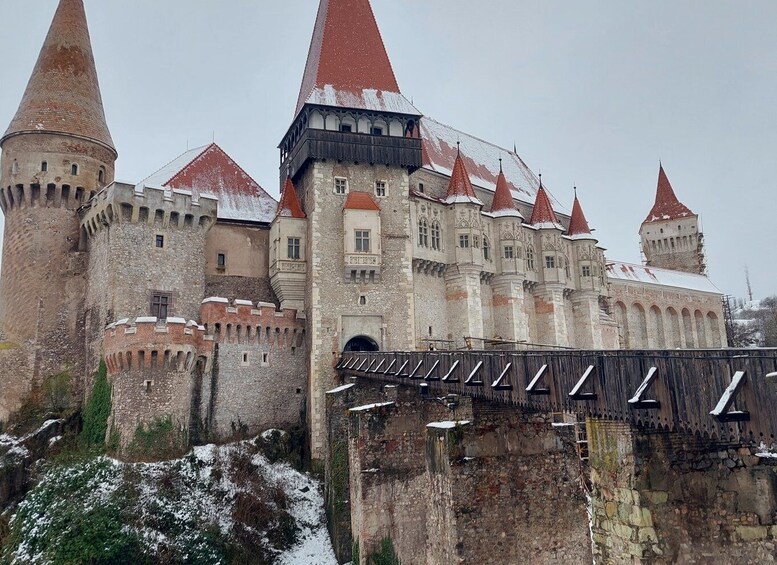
[[644, 165, 694, 223], [295, 0, 418, 116], [490, 166, 522, 218], [277, 177, 306, 219], [529, 183, 562, 229], [444, 151, 482, 205], [567, 193, 593, 238], [2, 0, 115, 153]]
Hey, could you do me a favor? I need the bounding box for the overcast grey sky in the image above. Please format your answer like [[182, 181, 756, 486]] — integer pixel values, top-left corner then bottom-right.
[[1, 0, 775, 299]]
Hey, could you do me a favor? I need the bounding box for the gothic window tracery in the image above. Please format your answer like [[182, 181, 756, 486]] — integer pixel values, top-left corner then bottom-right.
[[418, 218, 429, 248], [431, 222, 441, 250]]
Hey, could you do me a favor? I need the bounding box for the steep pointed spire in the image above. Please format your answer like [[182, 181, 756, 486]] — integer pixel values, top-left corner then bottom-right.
[[644, 164, 694, 223], [2, 0, 115, 153], [277, 177, 306, 219], [490, 160, 523, 218], [529, 178, 563, 229], [444, 150, 482, 205], [567, 190, 594, 239], [295, 0, 418, 116]]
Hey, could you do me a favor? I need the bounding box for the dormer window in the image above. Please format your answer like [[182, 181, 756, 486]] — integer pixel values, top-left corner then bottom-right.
[[71, 164, 79, 176], [41, 161, 48, 172]]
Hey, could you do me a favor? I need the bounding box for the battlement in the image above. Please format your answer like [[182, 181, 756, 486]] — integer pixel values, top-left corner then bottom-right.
[[103, 317, 213, 375], [81, 181, 218, 238], [199, 297, 306, 348], [0, 182, 96, 214]]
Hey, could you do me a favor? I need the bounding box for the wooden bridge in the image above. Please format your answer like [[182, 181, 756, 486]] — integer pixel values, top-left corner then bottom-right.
[[337, 349, 777, 443]]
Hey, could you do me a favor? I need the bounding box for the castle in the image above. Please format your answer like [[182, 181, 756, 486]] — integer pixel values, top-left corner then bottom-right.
[[0, 0, 726, 458]]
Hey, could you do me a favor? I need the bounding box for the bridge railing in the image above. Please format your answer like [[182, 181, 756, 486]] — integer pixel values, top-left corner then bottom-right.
[[337, 349, 777, 443]]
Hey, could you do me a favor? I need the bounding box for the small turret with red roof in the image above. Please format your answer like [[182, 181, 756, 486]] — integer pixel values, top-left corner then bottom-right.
[[566, 190, 595, 240], [643, 164, 695, 224], [277, 177, 306, 219], [443, 145, 482, 206], [489, 161, 523, 219], [528, 176, 563, 230]]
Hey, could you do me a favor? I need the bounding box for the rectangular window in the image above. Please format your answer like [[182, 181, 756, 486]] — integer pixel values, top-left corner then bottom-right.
[[355, 230, 371, 253], [375, 181, 387, 197], [472, 235, 480, 249], [287, 237, 301, 260], [150, 293, 171, 319], [371, 127, 384, 136], [418, 182, 425, 193], [155, 235, 164, 248], [335, 178, 348, 195], [340, 124, 353, 133], [582, 265, 592, 277], [545, 255, 556, 269], [504, 245, 514, 259], [459, 234, 470, 248], [217, 253, 226, 268]]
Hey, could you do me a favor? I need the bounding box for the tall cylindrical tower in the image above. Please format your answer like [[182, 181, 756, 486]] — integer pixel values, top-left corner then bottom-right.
[[0, 0, 116, 400]]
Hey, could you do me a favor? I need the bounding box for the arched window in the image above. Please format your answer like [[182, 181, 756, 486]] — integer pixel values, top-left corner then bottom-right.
[[418, 218, 429, 248], [41, 161, 48, 172], [71, 164, 79, 176], [526, 246, 535, 271], [483, 237, 491, 261], [431, 222, 441, 250], [11, 161, 18, 175], [98, 168, 105, 184]]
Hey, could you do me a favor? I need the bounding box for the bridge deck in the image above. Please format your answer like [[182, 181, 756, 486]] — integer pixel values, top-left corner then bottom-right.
[[338, 349, 777, 443]]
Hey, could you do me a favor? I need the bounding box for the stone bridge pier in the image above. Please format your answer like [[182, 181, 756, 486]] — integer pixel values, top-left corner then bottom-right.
[[588, 419, 777, 564], [326, 380, 592, 564], [327, 377, 777, 564]]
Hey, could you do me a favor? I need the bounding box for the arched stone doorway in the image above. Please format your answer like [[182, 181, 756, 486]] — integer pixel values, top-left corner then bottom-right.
[[343, 335, 379, 352]]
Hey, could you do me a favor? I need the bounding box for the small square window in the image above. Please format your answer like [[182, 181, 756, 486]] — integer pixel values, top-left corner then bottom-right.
[[459, 234, 470, 248], [217, 253, 226, 268], [340, 124, 353, 133], [155, 235, 165, 248], [545, 255, 556, 269], [371, 127, 384, 136], [582, 265, 592, 277], [334, 178, 348, 195], [375, 181, 387, 198], [150, 292, 171, 319], [504, 245, 514, 259]]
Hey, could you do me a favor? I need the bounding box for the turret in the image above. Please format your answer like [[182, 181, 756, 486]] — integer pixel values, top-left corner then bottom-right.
[[0, 0, 116, 398], [566, 190, 603, 294], [270, 177, 307, 310], [489, 160, 524, 276], [639, 164, 705, 274], [444, 146, 484, 268]]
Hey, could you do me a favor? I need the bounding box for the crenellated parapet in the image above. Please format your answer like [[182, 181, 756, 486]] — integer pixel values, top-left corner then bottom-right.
[[103, 317, 213, 376], [199, 297, 306, 349], [80, 181, 218, 239]]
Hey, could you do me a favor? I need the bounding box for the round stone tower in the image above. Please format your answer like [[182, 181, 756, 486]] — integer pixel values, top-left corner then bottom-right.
[[0, 0, 116, 388]]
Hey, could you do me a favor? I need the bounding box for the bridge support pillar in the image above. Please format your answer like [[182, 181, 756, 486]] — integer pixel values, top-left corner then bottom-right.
[[587, 418, 777, 564], [491, 275, 528, 344]]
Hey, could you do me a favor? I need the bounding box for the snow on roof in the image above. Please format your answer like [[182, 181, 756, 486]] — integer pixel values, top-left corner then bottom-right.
[[420, 117, 565, 210], [140, 144, 278, 224], [349, 401, 395, 413], [644, 165, 695, 224], [302, 87, 419, 115], [326, 383, 355, 395], [606, 261, 722, 294]]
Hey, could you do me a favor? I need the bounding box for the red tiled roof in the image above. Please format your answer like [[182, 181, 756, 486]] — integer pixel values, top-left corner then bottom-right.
[[490, 167, 522, 217], [295, 0, 417, 116], [644, 165, 695, 223], [277, 177, 306, 219], [141, 144, 277, 223], [344, 192, 381, 211], [529, 184, 562, 228], [2, 0, 115, 153], [567, 194, 593, 237], [444, 151, 482, 205]]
